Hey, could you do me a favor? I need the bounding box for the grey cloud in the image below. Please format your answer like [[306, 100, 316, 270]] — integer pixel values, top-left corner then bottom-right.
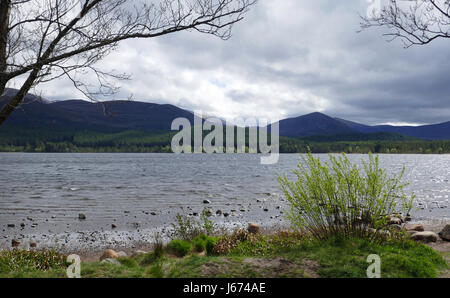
[[36, 0, 450, 125]]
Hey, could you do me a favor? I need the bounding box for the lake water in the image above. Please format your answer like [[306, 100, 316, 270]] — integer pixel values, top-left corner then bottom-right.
[[0, 153, 449, 251]]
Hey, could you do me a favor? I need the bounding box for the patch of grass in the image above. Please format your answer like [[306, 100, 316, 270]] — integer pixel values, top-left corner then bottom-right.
[[118, 257, 138, 269], [191, 235, 219, 254], [81, 261, 142, 278], [1, 231, 446, 278], [228, 234, 447, 278], [139, 252, 158, 266], [166, 239, 192, 257], [153, 233, 164, 259], [147, 262, 164, 278], [69, 234, 445, 279], [0, 249, 66, 276], [167, 255, 214, 278]]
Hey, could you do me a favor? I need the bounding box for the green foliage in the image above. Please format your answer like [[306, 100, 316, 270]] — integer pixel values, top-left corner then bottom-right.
[[139, 253, 158, 266], [191, 235, 218, 255], [192, 235, 208, 252], [167, 240, 192, 257], [278, 152, 414, 240], [228, 231, 305, 257], [205, 237, 218, 256], [147, 262, 164, 278], [153, 232, 164, 259], [0, 249, 66, 273], [118, 257, 137, 268], [200, 208, 215, 236], [311, 237, 447, 278], [170, 208, 216, 241], [226, 233, 446, 278], [1, 234, 446, 278]]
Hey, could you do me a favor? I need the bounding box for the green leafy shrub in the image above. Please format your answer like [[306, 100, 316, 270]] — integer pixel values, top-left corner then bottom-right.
[[278, 152, 414, 240], [118, 257, 137, 268], [153, 232, 164, 259], [192, 235, 208, 252], [171, 208, 216, 241], [205, 237, 218, 256], [0, 249, 66, 273], [191, 235, 218, 254], [167, 240, 192, 257], [200, 209, 215, 236]]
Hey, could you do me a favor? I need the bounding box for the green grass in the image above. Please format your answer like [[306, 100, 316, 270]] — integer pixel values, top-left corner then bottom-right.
[[166, 240, 193, 257], [0, 249, 67, 277], [0, 234, 447, 278], [227, 234, 448, 278]]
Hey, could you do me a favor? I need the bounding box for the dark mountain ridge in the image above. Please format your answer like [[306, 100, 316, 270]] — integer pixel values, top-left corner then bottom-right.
[[334, 117, 450, 140], [1, 89, 196, 131], [1, 88, 449, 140]]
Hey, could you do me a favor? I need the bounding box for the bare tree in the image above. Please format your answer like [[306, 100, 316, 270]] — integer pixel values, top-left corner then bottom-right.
[[361, 0, 450, 47], [0, 0, 256, 125]]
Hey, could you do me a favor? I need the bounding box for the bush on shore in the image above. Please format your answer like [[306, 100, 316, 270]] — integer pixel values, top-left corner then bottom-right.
[[170, 208, 216, 241], [278, 152, 415, 241], [167, 235, 218, 257]]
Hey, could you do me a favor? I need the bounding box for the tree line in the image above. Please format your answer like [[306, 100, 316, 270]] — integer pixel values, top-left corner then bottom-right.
[[1, 127, 449, 154]]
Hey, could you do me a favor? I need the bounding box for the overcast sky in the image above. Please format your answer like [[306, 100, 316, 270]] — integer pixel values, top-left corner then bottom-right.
[[12, 0, 450, 126]]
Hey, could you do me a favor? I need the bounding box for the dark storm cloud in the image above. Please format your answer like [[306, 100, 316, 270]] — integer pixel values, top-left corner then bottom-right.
[[38, 0, 450, 125]]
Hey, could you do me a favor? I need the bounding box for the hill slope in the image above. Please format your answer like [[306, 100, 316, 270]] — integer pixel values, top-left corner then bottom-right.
[[335, 118, 450, 140], [278, 112, 357, 137], [1, 89, 449, 140], [1, 89, 196, 131]]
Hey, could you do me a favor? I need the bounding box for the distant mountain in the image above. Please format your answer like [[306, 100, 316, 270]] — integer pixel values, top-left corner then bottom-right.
[[300, 132, 418, 143], [1, 89, 449, 140], [1, 88, 50, 104], [1, 88, 196, 131], [279, 112, 356, 137], [335, 118, 450, 140]]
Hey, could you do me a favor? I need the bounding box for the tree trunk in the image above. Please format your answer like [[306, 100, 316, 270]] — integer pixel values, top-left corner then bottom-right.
[[0, 68, 40, 125], [0, 0, 33, 126], [0, 0, 11, 98]]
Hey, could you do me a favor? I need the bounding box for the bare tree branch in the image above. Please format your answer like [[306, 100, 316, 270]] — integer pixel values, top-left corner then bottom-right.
[[0, 0, 257, 125], [360, 0, 450, 48]]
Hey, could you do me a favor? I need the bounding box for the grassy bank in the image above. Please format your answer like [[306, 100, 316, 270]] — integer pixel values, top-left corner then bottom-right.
[[0, 232, 448, 278]]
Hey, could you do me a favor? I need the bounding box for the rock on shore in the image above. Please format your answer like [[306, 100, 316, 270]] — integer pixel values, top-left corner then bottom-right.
[[438, 225, 450, 241], [410, 231, 439, 243], [11, 239, 20, 247], [405, 224, 424, 232], [247, 223, 260, 234], [100, 249, 118, 260], [100, 258, 121, 265]]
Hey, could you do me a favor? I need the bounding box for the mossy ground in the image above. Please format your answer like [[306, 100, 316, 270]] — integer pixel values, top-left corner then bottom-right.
[[0, 233, 447, 278]]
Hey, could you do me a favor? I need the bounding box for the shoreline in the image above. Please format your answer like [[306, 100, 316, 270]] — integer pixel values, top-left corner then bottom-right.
[[0, 220, 291, 261], [1, 219, 448, 262]]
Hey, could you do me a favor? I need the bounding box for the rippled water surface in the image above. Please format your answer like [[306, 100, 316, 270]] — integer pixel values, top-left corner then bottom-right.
[[0, 153, 449, 250]]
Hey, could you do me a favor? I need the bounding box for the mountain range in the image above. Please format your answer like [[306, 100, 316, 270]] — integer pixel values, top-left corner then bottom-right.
[[1, 88, 449, 140]]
